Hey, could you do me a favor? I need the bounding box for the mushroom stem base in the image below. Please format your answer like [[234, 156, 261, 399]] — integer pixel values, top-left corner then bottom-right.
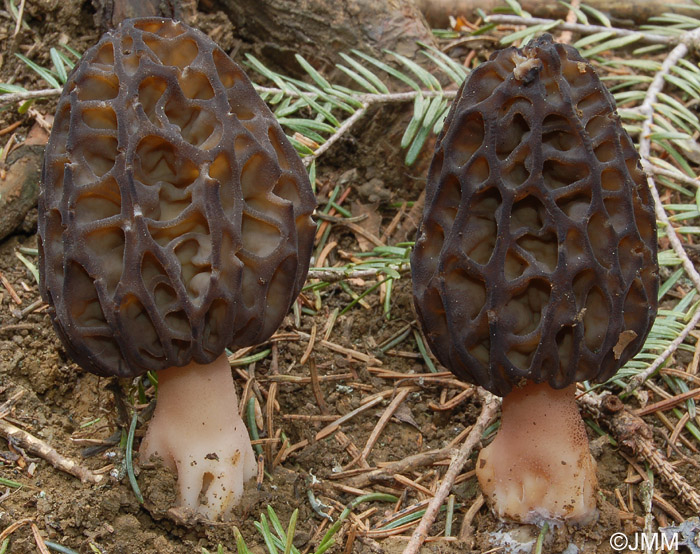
[[476, 381, 597, 525], [139, 353, 257, 521]]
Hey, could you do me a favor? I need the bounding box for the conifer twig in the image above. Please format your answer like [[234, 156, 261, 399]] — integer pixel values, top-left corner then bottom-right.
[[626, 26, 700, 392], [487, 14, 679, 46], [648, 164, 700, 190], [301, 89, 459, 165], [626, 307, 700, 391], [639, 27, 700, 291], [580, 392, 700, 513]]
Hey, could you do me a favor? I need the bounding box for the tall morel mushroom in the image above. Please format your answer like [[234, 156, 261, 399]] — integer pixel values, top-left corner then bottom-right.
[[38, 18, 316, 520], [411, 34, 658, 524]]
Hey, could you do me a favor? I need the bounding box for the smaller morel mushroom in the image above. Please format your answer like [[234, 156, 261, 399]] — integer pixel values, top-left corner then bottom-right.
[[411, 34, 658, 524], [38, 18, 315, 520]]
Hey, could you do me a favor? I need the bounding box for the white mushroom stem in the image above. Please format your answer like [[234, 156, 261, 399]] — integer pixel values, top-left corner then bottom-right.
[[139, 353, 257, 521], [476, 381, 597, 525]]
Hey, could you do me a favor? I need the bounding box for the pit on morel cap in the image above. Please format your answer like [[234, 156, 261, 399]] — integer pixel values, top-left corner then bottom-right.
[[411, 34, 658, 524], [38, 17, 315, 520]]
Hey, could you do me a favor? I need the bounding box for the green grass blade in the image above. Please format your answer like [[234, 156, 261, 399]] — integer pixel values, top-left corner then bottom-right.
[[418, 46, 468, 84], [15, 53, 61, 89], [351, 49, 421, 91], [664, 73, 700, 99], [503, 0, 528, 17], [233, 527, 252, 554], [385, 50, 441, 90], [580, 3, 611, 26], [277, 117, 337, 134], [339, 53, 389, 93], [501, 20, 562, 45], [0, 83, 28, 93], [400, 93, 427, 149], [295, 54, 332, 90], [336, 64, 380, 94], [126, 412, 144, 504], [267, 505, 286, 538], [60, 44, 82, 58], [50, 47, 68, 83], [581, 33, 644, 57], [558, 0, 588, 23], [44, 541, 80, 554], [259, 514, 280, 554], [405, 96, 448, 165], [284, 509, 299, 554]]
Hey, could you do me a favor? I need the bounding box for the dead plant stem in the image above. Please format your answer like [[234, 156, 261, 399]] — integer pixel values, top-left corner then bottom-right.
[[306, 267, 408, 283], [402, 388, 500, 554], [0, 419, 103, 484], [0, 88, 60, 107], [358, 388, 411, 466]]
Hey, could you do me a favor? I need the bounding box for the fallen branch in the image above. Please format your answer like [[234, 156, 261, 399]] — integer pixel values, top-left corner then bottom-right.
[[458, 494, 485, 544], [303, 106, 367, 166]]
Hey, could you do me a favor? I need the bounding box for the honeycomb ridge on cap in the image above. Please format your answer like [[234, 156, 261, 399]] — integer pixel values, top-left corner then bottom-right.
[[411, 34, 658, 396], [38, 18, 316, 378]]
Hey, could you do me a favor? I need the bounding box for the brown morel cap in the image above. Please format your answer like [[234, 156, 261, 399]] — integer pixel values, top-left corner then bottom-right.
[[411, 34, 658, 396], [38, 18, 316, 378]]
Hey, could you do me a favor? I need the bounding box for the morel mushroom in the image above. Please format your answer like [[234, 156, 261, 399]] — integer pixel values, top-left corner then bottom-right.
[[38, 18, 315, 520], [411, 34, 657, 524]]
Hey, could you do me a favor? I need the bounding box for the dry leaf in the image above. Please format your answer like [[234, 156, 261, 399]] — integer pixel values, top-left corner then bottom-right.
[[351, 200, 382, 252], [24, 116, 52, 146], [613, 330, 638, 360], [392, 403, 420, 430]]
